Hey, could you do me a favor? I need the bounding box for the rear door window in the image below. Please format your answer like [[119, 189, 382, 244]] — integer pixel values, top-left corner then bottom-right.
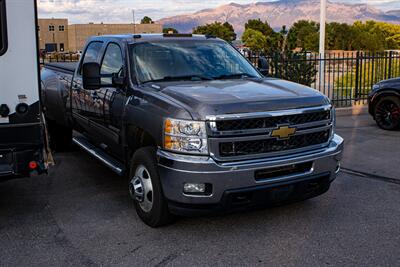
[[0, 0, 7, 56], [100, 43, 123, 84]]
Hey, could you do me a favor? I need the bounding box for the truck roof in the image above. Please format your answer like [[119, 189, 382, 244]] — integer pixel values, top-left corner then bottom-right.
[[88, 33, 221, 43]]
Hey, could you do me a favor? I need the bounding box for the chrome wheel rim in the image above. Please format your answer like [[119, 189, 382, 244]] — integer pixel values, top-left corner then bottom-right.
[[129, 165, 153, 212]]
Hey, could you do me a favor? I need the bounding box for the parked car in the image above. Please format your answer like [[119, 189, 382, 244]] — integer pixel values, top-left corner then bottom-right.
[[368, 78, 400, 130], [0, 0, 49, 180], [41, 34, 344, 227]]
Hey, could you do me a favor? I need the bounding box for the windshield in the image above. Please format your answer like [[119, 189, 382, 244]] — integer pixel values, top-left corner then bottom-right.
[[130, 39, 261, 83]]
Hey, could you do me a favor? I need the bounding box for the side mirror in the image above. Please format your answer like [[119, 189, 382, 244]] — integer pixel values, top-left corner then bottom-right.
[[82, 62, 101, 90], [258, 57, 269, 76], [112, 73, 125, 88]]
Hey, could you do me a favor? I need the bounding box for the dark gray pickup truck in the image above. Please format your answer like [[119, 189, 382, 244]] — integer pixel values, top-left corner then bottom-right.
[[41, 34, 344, 227]]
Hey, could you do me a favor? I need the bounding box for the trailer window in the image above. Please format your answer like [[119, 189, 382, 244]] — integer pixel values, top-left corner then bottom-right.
[[0, 0, 7, 56]]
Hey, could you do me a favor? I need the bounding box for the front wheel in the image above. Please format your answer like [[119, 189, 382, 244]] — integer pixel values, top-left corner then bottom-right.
[[374, 96, 400, 130], [128, 147, 175, 227]]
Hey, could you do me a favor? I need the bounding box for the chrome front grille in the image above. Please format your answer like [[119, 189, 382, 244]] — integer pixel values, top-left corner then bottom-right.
[[207, 105, 333, 161], [215, 110, 330, 132], [219, 129, 330, 157]]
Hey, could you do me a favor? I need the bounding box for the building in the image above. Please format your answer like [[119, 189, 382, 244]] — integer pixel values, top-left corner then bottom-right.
[[68, 23, 162, 52], [38, 18, 163, 52], [38, 18, 69, 52]]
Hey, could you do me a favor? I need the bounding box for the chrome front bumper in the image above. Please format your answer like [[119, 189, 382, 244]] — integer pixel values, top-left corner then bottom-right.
[[157, 134, 344, 206]]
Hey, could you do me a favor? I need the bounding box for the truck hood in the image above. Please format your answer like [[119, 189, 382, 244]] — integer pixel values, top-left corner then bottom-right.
[[156, 78, 330, 120]]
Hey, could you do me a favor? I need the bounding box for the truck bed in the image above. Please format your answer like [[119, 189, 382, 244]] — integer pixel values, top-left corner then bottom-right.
[[45, 62, 77, 73]]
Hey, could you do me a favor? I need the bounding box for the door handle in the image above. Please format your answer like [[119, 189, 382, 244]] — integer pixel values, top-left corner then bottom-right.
[[91, 91, 98, 99]]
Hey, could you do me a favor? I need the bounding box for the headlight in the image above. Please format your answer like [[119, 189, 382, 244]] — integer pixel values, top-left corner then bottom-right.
[[372, 84, 380, 91], [163, 118, 208, 155]]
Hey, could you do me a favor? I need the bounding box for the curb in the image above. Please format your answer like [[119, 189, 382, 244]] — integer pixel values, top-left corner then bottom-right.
[[336, 105, 369, 117]]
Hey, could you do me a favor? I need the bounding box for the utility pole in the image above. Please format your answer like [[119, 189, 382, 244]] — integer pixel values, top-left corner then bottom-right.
[[319, 0, 326, 93], [132, 9, 136, 34]]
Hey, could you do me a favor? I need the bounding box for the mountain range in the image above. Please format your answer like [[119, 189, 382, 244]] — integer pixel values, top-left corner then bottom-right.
[[158, 0, 400, 36]]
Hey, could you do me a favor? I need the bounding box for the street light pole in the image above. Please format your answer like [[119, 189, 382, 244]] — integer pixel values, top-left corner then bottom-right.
[[319, 0, 327, 93], [132, 9, 136, 34]]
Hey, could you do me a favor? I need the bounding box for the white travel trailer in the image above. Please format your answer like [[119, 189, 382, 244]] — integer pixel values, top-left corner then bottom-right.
[[0, 0, 48, 179]]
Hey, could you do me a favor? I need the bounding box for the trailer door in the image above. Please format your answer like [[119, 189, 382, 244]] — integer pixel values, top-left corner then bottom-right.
[[0, 0, 41, 125]]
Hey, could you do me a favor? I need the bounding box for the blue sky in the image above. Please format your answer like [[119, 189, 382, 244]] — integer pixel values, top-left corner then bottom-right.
[[38, 0, 399, 24]]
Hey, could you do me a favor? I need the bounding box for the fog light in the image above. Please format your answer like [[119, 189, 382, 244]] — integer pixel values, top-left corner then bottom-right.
[[183, 183, 206, 194]]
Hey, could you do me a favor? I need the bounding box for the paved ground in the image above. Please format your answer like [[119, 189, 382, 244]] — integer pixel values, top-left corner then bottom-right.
[[1, 114, 399, 267]]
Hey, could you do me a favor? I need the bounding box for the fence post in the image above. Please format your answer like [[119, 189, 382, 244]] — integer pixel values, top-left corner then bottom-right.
[[388, 51, 393, 79], [354, 51, 360, 100]]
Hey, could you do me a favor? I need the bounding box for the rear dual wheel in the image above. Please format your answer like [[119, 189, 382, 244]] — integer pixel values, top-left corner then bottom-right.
[[374, 96, 400, 130]]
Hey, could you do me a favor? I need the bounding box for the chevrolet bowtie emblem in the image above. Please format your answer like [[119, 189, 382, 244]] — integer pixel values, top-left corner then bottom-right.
[[270, 125, 297, 140]]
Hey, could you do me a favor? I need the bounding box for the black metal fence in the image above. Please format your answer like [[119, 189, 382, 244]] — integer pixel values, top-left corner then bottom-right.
[[40, 52, 80, 66], [247, 51, 400, 107]]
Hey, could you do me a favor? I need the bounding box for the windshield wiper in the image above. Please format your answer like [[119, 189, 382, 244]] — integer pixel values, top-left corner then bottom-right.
[[143, 75, 213, 83], [213, 73, 257, 80]]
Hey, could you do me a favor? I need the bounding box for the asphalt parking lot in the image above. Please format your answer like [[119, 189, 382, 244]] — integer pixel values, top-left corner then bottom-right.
[[1, 114, 399, 267]]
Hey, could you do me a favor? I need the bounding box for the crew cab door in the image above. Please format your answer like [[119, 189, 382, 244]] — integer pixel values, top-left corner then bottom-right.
[[71, 41, 105, 139], [98, 42, 126, 159]]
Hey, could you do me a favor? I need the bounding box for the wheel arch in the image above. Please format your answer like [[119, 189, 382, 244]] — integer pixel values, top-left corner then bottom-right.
[[125, 125, 159, 160]]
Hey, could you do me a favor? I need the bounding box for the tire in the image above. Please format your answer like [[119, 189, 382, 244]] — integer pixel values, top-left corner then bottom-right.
[[128, 147, 175, 227], [374, 96, 400, 131], [47, 119, 72, 151]]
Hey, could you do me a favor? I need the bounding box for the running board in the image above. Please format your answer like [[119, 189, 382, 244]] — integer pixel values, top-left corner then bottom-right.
[[73, 136, 125, 176]]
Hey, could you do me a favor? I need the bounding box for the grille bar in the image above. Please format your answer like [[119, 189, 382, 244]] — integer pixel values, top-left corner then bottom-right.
[[215, 110, 330, 132], [254, 162, 313, 181], [219, 130, 331, 157]]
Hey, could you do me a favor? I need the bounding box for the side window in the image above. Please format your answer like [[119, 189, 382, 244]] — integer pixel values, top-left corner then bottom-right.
[[100, 43, 123, 84], [79, 41, 103, 75], [0, 0, 7, 56]]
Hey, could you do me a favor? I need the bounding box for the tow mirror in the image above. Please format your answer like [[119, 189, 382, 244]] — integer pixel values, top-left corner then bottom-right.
[[112, 73, 125, 88], [258, 57, 269, 76], [82, 62, 101, 90]]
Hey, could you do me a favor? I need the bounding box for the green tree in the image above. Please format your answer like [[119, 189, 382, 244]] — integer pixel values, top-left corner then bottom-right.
[[242, 28, 268, 52], [375, 22, 400, 49], [326, 22, 354, 50], [245, 19, 274, 36], [141, 16, 153, 24], [244, 19, 282, 53], [287, 20, 319, 51], [353, 21, 400, 51], [270, 51, 317, 87], [351, 21, 385, 51], [163, 27, 178, 34], [193, 21, 236, 42]]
